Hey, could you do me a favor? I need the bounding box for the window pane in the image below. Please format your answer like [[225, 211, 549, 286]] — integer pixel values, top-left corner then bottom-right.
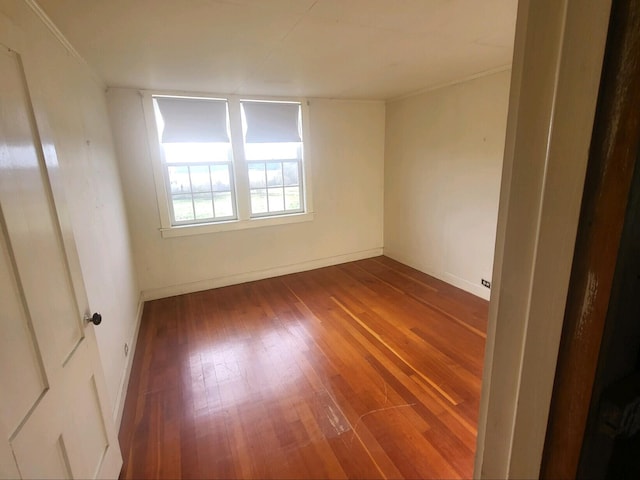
[[172, 195, 194, 222], [248, 163, 266, 188], [283, 162, 299, 186], [250, 189, 268, 214], [268, 188, 285, 212], [168, 166, 191, 194], [284, 186, 301, 210], [163, 142, 231, 163], [192, 193, 213, 219], [213, 192, 234, 217], [266, 162, 283, 187], [210, 164, 231, 192], [190, 165, 211, 193]]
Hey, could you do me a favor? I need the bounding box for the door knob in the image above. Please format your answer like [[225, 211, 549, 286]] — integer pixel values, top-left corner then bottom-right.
[[85, 312, 102, 326]]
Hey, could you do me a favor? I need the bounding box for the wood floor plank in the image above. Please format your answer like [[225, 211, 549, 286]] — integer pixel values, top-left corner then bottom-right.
[[118, 256, 487, 479]]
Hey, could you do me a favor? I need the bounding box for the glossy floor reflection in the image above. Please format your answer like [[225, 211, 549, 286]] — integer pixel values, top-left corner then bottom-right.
[[119, 256, 488, 479]]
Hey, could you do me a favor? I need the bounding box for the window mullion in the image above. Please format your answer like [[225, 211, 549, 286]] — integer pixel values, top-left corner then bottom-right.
[[227, 98, 250, 220]]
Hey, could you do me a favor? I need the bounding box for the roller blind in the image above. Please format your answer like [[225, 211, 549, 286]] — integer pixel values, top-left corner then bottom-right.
[[242, 101, 301, 143], [155, 97, 229, 143]]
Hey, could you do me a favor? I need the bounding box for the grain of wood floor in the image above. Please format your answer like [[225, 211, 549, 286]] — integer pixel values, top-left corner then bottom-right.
[[118, 256, 488, 479]]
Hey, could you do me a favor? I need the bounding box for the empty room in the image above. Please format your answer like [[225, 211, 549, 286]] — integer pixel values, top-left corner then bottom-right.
[[1, 0, 629, 479]]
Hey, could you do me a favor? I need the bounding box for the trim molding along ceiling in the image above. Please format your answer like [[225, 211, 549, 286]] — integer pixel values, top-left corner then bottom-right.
[[389, 64, 512, 103]]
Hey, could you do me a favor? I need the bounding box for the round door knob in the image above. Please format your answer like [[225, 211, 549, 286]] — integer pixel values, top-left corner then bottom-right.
[[87, 312, 102, 326]]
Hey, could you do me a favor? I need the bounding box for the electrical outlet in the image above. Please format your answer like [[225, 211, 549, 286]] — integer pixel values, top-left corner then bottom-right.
[[481, 279, 491, 289], [124, 343, 129, 357]]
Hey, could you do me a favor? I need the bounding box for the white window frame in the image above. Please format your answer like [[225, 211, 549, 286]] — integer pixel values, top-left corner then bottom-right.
[[141, 90, 314, 238]]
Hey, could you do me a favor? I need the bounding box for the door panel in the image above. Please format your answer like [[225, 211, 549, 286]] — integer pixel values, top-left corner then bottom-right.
[[0, 47, 83, 370], [10, 391, 71, 480], [0, 429, 19, 479], [0, 37, 121, 480], [0, 215, 47, 435], [61, 342, 110, 478]]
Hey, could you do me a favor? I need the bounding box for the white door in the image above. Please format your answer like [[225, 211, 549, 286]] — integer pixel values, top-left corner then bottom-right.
[[0, 42, 122, 479]]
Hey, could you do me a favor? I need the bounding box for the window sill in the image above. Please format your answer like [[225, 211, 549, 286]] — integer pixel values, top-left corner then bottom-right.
[[159, 211, 315, 238]]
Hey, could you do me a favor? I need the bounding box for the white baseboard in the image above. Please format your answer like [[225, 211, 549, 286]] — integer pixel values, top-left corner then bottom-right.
[[443, 272, 491, 300], [383, 249, 490, 300], [142, 248, 384, 301], [113, 292, 145, 428]]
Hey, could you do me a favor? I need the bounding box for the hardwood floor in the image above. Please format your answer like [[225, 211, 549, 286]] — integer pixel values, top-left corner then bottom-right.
[[118, 256, 488, 479]]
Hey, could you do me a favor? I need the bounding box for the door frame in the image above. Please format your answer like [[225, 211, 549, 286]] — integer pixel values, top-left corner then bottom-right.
[[541, 0, 640, 477], [474, 0, 614, 477]]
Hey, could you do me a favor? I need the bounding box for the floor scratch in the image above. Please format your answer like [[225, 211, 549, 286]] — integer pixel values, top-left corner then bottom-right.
[[349, 403, 417, 448]]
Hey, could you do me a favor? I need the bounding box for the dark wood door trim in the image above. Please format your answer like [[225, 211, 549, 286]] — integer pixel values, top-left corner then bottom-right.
[[541, 1, 640, 478]]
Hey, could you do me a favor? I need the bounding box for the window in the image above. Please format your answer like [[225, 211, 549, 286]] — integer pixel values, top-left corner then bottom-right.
[[153, 96, 236, 224], [143, 93, 312, 237], [241, 101, 304, 216]]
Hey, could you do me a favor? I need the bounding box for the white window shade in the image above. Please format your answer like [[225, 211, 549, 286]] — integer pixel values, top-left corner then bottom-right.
[[155, 97, 229, 143], [242, 101, 301, 143]]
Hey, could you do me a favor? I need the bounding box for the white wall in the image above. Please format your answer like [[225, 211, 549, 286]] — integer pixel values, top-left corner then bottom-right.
[[107, 90, 385, 298], [0, 0, 140, 423], [384, 71, 510, 299]]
